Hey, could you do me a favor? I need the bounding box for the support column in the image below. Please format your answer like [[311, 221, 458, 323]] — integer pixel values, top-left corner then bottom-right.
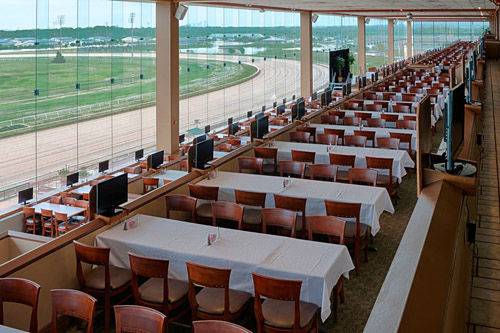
[[407, 20, 413, 58], [489, 13, 498, 38], [300, 11, 313, 98], [388, 19, 395, 64], [156, 2, 179, 154], [358, 16, 366, 74]]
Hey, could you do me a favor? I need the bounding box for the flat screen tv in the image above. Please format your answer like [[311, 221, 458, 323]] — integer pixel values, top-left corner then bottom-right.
[[179, 134, 185, 144], [204, 125, 211, 134], [148, 150, 164, 170], [247, 111, 253, 118], [228, 122, 239, 135], [98, 160, 109, 173], [18, 187, 33, 204], [276, 104, 286, 115], [445, 82, 465, 171], [324, 88, 332, 105], [311, 92, 317, 101], [66, 172, 79, 187], [297, 100, 306, 120], [193, 134, 207, 144], [193, 138, 214, 169], [135, 149, 144, 161], [96, 173, 128, 216], [291, 104, 298, 121], [250, 116, 269, 140]]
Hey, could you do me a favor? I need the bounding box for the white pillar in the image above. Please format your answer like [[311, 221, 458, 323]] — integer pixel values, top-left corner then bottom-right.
[[407, 20, 413, 57], [358, 16, 366, 74], [300, 12, 313, 98], [388, 19, 395, 64]]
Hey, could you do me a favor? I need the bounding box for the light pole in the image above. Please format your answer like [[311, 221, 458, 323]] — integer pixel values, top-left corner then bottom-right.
[[129, 12, 136, 57]]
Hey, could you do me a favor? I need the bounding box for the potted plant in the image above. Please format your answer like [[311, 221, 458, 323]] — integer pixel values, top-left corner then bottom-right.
[[334, 57, 345, 82]]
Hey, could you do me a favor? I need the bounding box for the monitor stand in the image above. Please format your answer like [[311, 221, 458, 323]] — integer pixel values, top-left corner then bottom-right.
[[433, 162, 477, 177], [99, 207, 124, 218]]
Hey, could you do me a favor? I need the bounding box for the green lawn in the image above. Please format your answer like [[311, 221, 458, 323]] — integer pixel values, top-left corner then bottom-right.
[[0, 55, 257, 137]]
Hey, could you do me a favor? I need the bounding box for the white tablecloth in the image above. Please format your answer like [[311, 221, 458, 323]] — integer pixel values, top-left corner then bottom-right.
[[95, 215, 355, 322], [338, 110, 416, 128], [271, 141, 414, 182], [310, 124, 417, 150], [198, 172, 394, 235]]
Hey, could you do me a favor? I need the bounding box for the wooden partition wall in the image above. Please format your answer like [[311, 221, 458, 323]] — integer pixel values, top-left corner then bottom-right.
[[416, 95, 432, 195]]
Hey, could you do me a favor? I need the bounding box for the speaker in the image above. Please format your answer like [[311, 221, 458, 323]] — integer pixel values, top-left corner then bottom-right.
[[175, 4, 188, 21], [312, 14, 319, 23]]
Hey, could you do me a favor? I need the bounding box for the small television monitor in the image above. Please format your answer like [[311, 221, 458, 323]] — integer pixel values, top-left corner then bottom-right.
[[179, 134, 186, 144], [374, 72, 379, 81], [292, 94, 296, 100], [192, 138, 214, 169], [445, 82, 465, 171], [228, 122, 239, 135], [18, 188, 33, 204], [250, 116, 269, 140], [291, 104, 298, 122], [362, 76, 367, 87], [311, 91, 318, 101], [193, 134, 207, 144], [96, 173, 128, 216], [273, 101, 277, 108], [66, 172, 79, 187], [276, 104, 286, 115], [204, 125, 211, 134], [135, 149, 144, 161], [325, 88, 332, 105], [148, 150, 164, 170], [297, 100, 306, 120], [227, 117, 233, 126], [261, 105, 266, 112], [255, 112, 265, 120], [282, 98, 286, 104], [247, 111, 253, 118], [98, 160, 109, 173], [321, 92, 327, 106]]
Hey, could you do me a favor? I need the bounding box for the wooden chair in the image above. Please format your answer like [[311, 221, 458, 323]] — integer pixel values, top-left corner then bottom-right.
[[396, 120, 416, 130], [211, 201, 244, 230], [23, 207, 37, 234], [320, 115, 338, 125], [344, 135, 367, 148], [237, 157, 264, 174], [50, 196, 62, 204], [329, 110, 345, 119], [143, 177, 159, 193], [316, 134, 338, 145], [289, 131, 311, 143], [354, 130, 376, 147], [71, 200, 90, 224], [124, 166, 142, 174], [377, 137, 400, 150], [51, 289, 97, 333], [343, 116, 361, 126], [344, 101, 359, 110], [393, 104, 410, 113], [329, 153, 356, 183], [403, 115, 416, 121], [364, 104, 382, 112], [186, 262, 251, 322], [235, 190, 266, 230], [291, 150, 315, 164], [217, 143, 233, 152], [128, 253, 188, 323], [308, 164, 337, 182], [324, 128, 345, 145], [165, 194, 197, 222], [279, 161, 306, 179], [227, 138, 241, 146], [273, 194, 307, 236], [55, 212, 79, 236], [114, 305, 166, 333], [325, 201, 368, 273], [189, 184, 219, 223], [380, 113, 399, 123], [348, 168, 378, 186], [296, 126, 316, 143], [367, 118, 386, 128], [252, 273, 319, 333], [366, 156, 399, 200], [41, 209, 56, 237], [402, 94, 417, 102], [193, 320, 252, 333], [390, 132, 414, 158], [62, 197, 77, 206], [0, 278, 40, 333], [74, 241, 131, 333], [261, 208, 297, 238], [354, 112, 372, 122], [254, 147, 278, 174], [59, 191, 72, 198]]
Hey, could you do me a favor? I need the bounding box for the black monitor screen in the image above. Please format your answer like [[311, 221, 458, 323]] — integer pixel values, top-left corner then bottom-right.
[[96, 173, 128, 216], [204, 125, 211, 134], [277, 104, 286, 115], [273, 101, 277, 108], [18, 188, 33, 204], [149, 150, 164, 169], [282, 98, 286, 104], [247, 111, 253, 118], [193, 139, 214, 169], [261, 105, 266, 112], [445, 82, 465, 170], [227, 117, 233, 126], [297, 101, 306, 119], [228, 122, 240, 135], [250, 116, 269, 140], [325, 88, 332, 105], [66, 172, 79, 187], [135, 149, 144, 161], [291, 104, 298, 121], [311, 92, 318, 100], [98, 160, 109, 173], [255, 112, 265, 120], [193, 134, 207, 145], [179, 134, 185, 144]]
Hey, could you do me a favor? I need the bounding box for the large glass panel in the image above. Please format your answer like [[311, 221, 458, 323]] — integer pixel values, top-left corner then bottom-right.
[[394, 20, 407, 60], [366, 18, 388, 69]]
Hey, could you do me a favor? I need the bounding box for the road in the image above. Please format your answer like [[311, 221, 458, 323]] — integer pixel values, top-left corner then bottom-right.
[[0, 53, 329, 196]]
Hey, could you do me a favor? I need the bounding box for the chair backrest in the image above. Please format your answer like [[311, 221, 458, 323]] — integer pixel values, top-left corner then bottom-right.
[[390, 132, 413, 151], [165, 194, 197, 221], [186, 262, 231, 316], [254, 147, 278, 160], [343, 116, 361, 126], [308, 164, 337, 182], [114, 305, 166, 333], [193, 320, 252, 333], [41, 209, 53, 219], [366, 156, 394, 187], [143, 178, 160, 193], [316, 134, 338, 145], [50, 196, 62, 204], [380, 113, 399, 122], [324, 128, 345, 143], [252, 273, 302, 330], [325, 200, 362, 237], [54, 212, 68, 223], [189, 184, 219, 201], [329, 153, 356, 167], [227, 138, 241, 146], [364, 104, 382, 112], [393, 104, 410, 113], [273, 194, 306, 220], [211, 201, 244, 230], [261, 208, 297, 238], [307, 216, 346, 244], [354, 112, 372, 120], [23, 207, 35, 218], [320, 115, 338, 125], [344, 135, 367, 147], [403, 115, 415, 121], [402, 94, 417, 102], [367, 118, 386, 128], [0, 278, 40, 333], [237, 157, 264, 174], [73, 241, 110, 290], [329, 110, 345, 118], [51, 289, 96, 333], [278, 161, 306, 179], [234, 190, 266, 208], [291, 150, 315, 164], [396, 120, 416, 130], [353, 130, 376, 143], [217, 143, 233, 152], [124, 166, 142, 174], [129, 253, 170, 307], [377, 137, 400, 150], [289, 131, 310, 143], [348, 168, 378, 186], [62, 197, 77, 206]]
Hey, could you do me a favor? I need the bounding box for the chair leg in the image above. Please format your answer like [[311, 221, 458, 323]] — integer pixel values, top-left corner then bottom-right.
[[354, 240, 361, 274], [104, 293, 111, 333]]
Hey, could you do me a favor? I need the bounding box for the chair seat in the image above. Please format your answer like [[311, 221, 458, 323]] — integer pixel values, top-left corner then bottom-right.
[[84, 265, 131, 290], [376, 174, 399, 186], [242, 207, 262, 225], [196, 201, 213, 219], [344, 222, 369, 238], [262, 164, 276, 174], [57, 222, 79, 231], [138, 277, 188, 304], [25, 218, 36, 225], [196, 287, 250, 315], [262, 299, 318, 329], [71, 215, 87, 223]]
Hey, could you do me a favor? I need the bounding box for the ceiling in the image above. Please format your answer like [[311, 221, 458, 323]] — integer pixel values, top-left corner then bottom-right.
[[180, 0, 497, 19]]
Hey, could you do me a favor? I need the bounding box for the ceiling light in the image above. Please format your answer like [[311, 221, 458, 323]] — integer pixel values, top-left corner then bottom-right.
[[406, 12, 414, 20]]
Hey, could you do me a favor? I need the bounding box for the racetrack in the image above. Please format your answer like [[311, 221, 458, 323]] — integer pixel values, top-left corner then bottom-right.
[[0, 53, 329, 195]]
